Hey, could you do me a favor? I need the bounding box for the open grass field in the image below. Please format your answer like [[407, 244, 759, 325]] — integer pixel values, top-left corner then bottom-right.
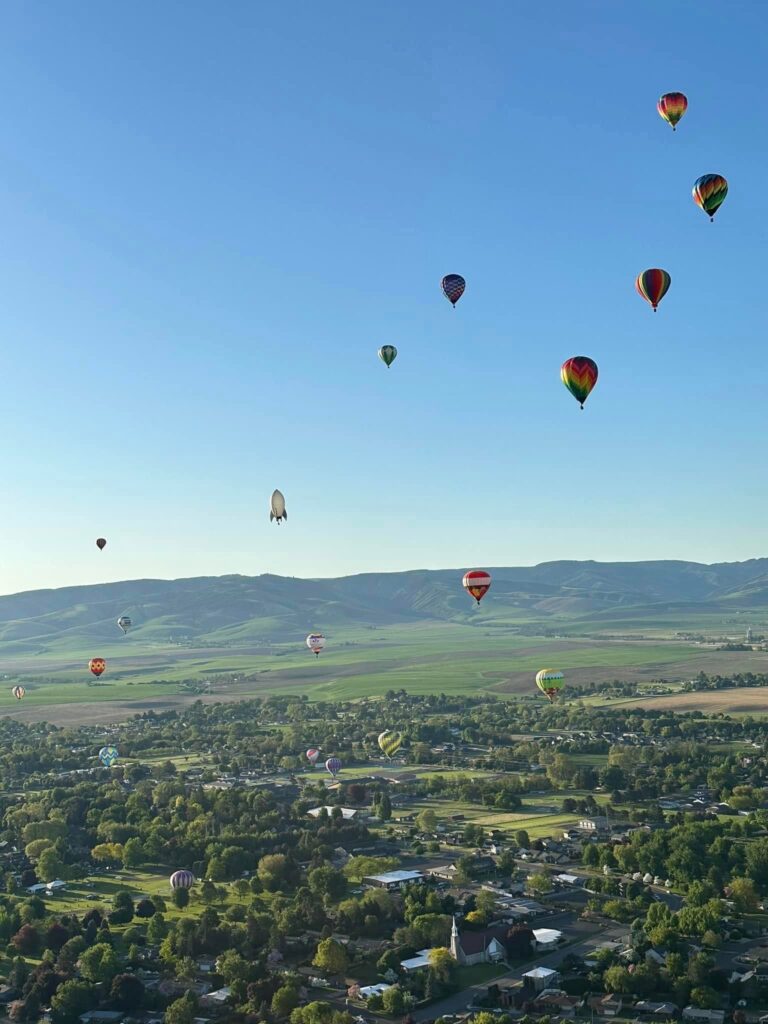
[[619, 688, 768, 714], [3, 615, 768, 724]]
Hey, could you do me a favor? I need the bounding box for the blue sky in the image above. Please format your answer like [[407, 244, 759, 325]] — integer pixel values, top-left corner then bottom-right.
[[1, 0, 767, 595]]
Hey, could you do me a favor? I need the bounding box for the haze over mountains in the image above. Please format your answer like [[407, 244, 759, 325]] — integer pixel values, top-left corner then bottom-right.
[[2, 558, 768, 655]]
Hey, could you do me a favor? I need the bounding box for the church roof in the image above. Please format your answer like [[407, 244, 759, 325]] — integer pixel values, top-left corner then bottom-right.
[[456, 924, 508, 956]]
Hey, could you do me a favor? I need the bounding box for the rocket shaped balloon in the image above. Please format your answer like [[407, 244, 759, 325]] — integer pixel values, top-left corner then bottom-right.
[[270, 489, 287, 524]]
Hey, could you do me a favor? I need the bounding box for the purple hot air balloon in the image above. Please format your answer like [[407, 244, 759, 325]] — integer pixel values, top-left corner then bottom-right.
[[170, 869, 195, 890], [441, 274, 466, 307], [325, 757, 342, 778]]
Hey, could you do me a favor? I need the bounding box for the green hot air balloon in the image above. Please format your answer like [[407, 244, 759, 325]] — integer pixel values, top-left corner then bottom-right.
[[535, 669, 565, 704], [378, 729, 403, 759], [378, 345, 397, 368]]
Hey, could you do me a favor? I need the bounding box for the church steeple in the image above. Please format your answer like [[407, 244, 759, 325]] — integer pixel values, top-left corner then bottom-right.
[[450, 915, 462, 963]]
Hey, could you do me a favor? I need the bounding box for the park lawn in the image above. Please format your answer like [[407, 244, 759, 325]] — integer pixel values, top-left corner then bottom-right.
[[400, 797, 582, 840], [455, 962, 508, 988]]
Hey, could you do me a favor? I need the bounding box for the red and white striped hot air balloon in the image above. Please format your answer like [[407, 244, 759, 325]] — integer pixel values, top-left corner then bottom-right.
[[306, 748, 320, 765], [462, 570, 491, 605]]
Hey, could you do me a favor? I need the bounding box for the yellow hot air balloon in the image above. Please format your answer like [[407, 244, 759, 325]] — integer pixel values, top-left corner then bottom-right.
[[378, 730, 403, 759], [535, 669, 565, 703]]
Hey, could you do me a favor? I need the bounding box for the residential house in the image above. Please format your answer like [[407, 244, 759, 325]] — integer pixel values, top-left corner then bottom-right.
[[587, 994, 624, 1017], [400, 949, 437, 973], [682, 1009, 724, 1024], [528, 990, 581, 1018], [200, 988, 232, 1010], [532, 928, 563, 951], [635, 1001, 680, 1017], [359, 984, 393, 1000]]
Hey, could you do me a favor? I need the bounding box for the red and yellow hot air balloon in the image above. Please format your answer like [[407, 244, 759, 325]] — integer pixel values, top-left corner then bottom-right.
[[692, 174, 728, 222], [561, 356, 598, 409], [462, 570, 491, 605], [89, 658, 106, 678], [657, 92, 687, 131], [635, 269, 671, 312]]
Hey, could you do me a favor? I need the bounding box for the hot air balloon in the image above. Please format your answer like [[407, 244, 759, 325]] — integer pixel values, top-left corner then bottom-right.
[[378, 730, 403, 759], [117, 616, 132, 634], [306, 634, 326, 657], [657, 92, 687, 131], [462, 570, 491, 605], [170, 869, 195, 890], [378, 345, 397, 368], [306, 747, 320, 766], [96, 538, 107, 551], [270, 489, 287, 524], [99, 745, 119, 767], [89, 658, 106, 678], [535, 669, 565, 703], [441, 274, 465, 307], [325, 756, 342, 778], [692, 174, 728, 221], [635, 269, 671, 312], [561, 356, 598, 409], [11, 686, 25, 700]]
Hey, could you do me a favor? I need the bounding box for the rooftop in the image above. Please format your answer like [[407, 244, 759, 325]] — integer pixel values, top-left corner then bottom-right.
[[366, 870, 424, 884]]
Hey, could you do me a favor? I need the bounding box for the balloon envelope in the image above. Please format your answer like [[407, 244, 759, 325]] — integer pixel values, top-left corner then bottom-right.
[[657, 92, 687, 130], [270, 489, 287, 523], [561, 356, 598, 408], [306, 633, 326, 656], [325, 757, 342, 777], [11, 686, 25, 700], [535, 669, 565, 703], [462, 570, 491, 604], [170, 870, 195, 889], [117, 616, 132, 634], [99, 745, 119, 767], [635, 269, 671, 311], [306, 748, 320, 764], [441, 274, 466, 307], [692, 174, 728, 220], [378, 345, 397, 368], [89, 658, 106, 678], [96, 538, 107, 551], [378, 730, 403, 758]]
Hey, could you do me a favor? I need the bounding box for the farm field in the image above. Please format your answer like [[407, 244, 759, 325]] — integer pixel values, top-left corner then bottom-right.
[[619, 688, 768, 714], [3, 615, 768, 724]]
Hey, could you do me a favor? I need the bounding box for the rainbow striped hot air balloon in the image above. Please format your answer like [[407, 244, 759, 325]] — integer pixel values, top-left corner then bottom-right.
[[561, 356, 598, 409], [535, 669, 565, 703], [306, 747, 320, 766], [325, 757, 342, 778], [693, 174, 728, 221], [657, 92, 687, 131], [635, 269, 671, 312], [378, 730, 403, 760], [11, 686, 25, 700], [441, 274, 466, 307], [462, 570, 491, 605], [170, 870, 195, 890]]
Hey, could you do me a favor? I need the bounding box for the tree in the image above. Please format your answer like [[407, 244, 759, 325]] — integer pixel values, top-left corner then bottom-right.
[[515, 830, 530, 849], [56, 937, 86, 974], [378, 793, 392, 821], [428, 948, 457, 985], [603, 966, 634, 995], [110, 974, 145, 1012], [51, 981, 95, 1024], [147, 912, 168, 943], [313, 938, 348, 975], [164, 993, 198, 1024], [36, 848, 64, 883], [417, 809, 438, 833], [505, 925, 534, 959], [272, 986, 300, 1018], [308, 866, 348, 902], [136, 898, 155, 918], [257, 854, 293, 892], [690, 987, 720, 1009], [171, 887, 190, 909], [382, 987, 407, 1016], [109, 891, 134, 924], [90, 844, 123, 868], [527, 872, 553, 895], [729, 876, 759, 914], [200, 880, 218, 904], [80, 943, 119, 984], [122, 838, 144, 869], [343, 856, 398, 882], [11, 925, 40, 956]]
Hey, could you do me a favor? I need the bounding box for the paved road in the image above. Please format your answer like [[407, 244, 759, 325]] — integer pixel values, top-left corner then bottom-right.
[[411, 919, 628, 1022]]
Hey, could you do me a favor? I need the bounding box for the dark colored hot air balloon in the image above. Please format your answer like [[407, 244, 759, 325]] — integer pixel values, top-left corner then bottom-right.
[[441, 274, 465, 307], [89, 658, 106, 678], [657, 92, 687, 131], [693, 174, 728, 221], [378, 345, 397, 368], [561, 356, 598, 409], [96, 538, 107, 551], [325, 756, 342, 778], [635, 269, 671, 312]]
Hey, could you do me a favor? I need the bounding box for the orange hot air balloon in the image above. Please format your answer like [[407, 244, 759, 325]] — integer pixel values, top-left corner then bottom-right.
[[89, 658, 106, 678], [96, 538, 107, 551]]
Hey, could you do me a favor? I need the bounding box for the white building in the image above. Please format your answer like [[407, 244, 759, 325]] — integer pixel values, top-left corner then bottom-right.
[[533, 928, 563, 951], [523, 967, 560, 993], [364, 870, 424, 891], [307, 806, 358, 820], [400, 949, 436, 973]]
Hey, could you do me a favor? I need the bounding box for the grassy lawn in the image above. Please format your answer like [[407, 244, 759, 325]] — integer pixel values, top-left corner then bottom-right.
[[455, 963, 508, 987]]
